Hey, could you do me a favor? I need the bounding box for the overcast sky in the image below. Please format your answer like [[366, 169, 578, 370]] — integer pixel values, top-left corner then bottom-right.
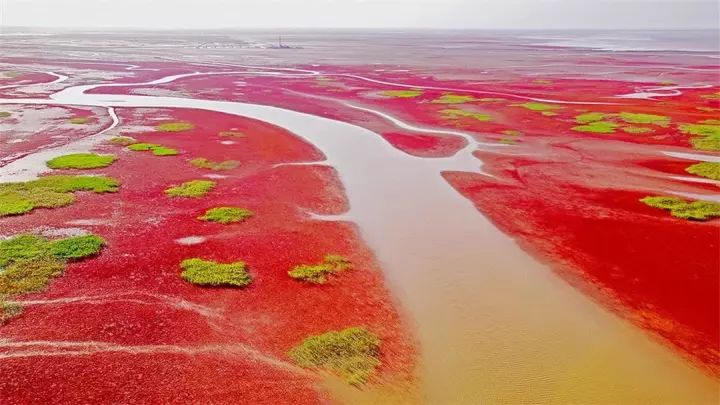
[[2, 0, 718, 29]]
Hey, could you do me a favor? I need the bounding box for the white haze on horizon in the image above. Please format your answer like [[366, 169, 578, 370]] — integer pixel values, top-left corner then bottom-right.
[[1, 0, 718, 30]]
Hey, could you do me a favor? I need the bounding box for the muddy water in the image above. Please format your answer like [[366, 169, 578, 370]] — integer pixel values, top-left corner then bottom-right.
[[1, 79, 717, 403]]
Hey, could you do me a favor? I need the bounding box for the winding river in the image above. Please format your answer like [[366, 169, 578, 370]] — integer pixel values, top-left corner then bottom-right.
[[0, 71, 717, 404]]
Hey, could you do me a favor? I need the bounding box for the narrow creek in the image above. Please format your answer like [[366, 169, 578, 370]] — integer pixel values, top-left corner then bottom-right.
[[0, 73, 716, 403]]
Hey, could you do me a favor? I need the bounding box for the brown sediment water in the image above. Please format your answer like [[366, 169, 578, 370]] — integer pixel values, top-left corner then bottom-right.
[[1, 73, 717, 404]]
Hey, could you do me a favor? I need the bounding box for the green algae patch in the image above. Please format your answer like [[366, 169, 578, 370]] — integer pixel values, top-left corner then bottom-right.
[[165, 180, 216, 198], [289, 254, 352, 284], [618, 112, 670, 127], [289, 326, 381, 385], [0, 175, 118, 217], [641, 196, 720, 221], [575, 112, 606, 124], [621, 126, 654, 134], [514, 102, 562, 112], [47, 153, 117, 170], [109, 136, 137, 146], [1, 299, 22, 324], [0, 112, 11, 119], [128, 143, 179, 156], [199, 207, 253, 224], [572, 121, 618, 134], [219, 131, 245, 138], [155, 122, 194, 132], [441, 108, 491, 122], [180, 258, 252, 287], [686, 162, 720, 181], [190, 158, 239, 171], [69, 117, 89, 125], [432, 93, 476, 104], [381, 89, 423, 98], [0, 233, 106, 296]]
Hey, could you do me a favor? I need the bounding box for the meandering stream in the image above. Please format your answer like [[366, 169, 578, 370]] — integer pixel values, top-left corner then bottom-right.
[[0, 72, 716, 404]]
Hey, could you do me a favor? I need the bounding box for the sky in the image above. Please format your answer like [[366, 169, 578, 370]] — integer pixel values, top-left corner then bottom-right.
[[2, 0, 719, 30]]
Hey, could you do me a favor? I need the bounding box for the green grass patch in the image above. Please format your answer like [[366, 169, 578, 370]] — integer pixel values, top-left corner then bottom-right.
[[219, 131, 245, 137], [432, 93, 476, 104], [1, 299, 22, 324], [69, 117, 89, 125], [50, 235, 105, 261], [514, 102, 561, 112], [127, 143, 178, 156], [47, 153, 117, 170], [0, 175, 118, 217], [180, 258, 252, 287], [0, 112, 11, 119], [0, 233, 105, 296], [381, 89, 423, 98], [686, 162, 720, 181], [190, 158, 239, 171], [288, 254, 351, 284], [155, 122, 194, 132], [289, 326, 381, 385], [199, 207, 253, 224], [679, 123, 720, 151], [441, 108, 491, 122], [618, 112, 670, 126], [641, 196, 720, 221], [575, 112, 606, 124], [109, 136, 137, 146], [572, 121, 618, 134], [165, 180, 216, 198]]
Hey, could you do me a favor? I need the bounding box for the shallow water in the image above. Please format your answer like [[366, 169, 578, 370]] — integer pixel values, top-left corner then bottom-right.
[[1, 76, 717, 403]]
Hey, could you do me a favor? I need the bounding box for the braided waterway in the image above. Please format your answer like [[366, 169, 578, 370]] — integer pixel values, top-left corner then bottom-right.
[[0, 71, 716, 404]]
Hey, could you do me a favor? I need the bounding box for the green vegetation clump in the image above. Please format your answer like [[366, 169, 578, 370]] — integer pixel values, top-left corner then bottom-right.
[[69, 117, 89, 125], [1, 299, 22, 324], [46, 153, 117, 170], [441, 108, 491, 122], [199, 207, 253, 224], [127, 143, 178, 156], [572, 121, 618, 134], [575, 112, 606, 124], [50, 235, 105, 261], [0, 233, 106, 296], [288, 254, 352, 284], [640, 196, 720, 221], [219, 131, 245, 137], [618, 112, 670, 126], [381, 89, 423, 98], [686, 162, 720, 181], [0, 112, 11, 118], [190, 158, 239, 171], [155, 122, 194, 132], [165, 180, 216, 198], [514, 102, 562, 112], [289, 326, 381, 385], [0, 175, 118, 217], [679, 123, 720, 151], [180, 258, 252, 287], [621, 126, 654, 134], [109, 136, 137, 146], [432, 93, 476, 104]]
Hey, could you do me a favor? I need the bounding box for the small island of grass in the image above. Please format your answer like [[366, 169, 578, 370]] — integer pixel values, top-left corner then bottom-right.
[[180, 258, 252, 287], [165, 180, 216, 198], [46, 153, 117, 170], [199, 207, 253, 224], [289, 326, 381, 385]]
